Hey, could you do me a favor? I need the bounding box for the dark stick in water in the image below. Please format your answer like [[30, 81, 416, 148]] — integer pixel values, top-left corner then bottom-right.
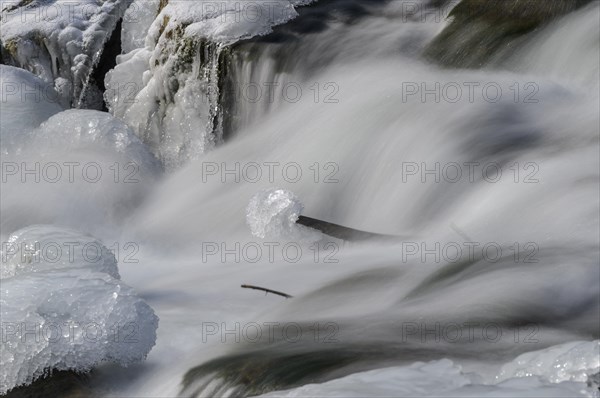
[[241, 284, 293, 299], [297, 215, 398, 242]]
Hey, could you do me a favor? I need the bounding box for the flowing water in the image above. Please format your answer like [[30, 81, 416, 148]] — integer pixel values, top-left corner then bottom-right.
[[1, 0, 599, 396]]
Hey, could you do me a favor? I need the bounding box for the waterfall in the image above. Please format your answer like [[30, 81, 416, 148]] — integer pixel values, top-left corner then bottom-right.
[[1, 0, 598, 396]]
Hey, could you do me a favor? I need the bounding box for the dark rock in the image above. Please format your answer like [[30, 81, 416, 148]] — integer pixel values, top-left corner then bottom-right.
[[423, 0, 595, 68], [5, 370, 98, 398]]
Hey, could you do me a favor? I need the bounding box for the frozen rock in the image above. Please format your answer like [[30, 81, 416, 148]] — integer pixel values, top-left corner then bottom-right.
[[0, 225, 158, 395], [28, 109, 161, 172], [106, 0, 315, 168], [1, 224, 119, 279], [0, 65, 63, 146], [0, 0, 133, 107], [497, 340, 600, 384]]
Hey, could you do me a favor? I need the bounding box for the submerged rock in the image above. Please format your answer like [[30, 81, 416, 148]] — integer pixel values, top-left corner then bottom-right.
[[5, 370, 96, 398], [423, 0, 594, 68], [587, 372, 600, 391]]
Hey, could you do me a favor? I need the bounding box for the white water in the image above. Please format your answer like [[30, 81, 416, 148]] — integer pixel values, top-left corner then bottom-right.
[[1, 0, 599, 396]]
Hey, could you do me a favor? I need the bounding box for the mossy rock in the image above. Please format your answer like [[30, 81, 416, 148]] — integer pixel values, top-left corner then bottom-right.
[[2, 38, 21, 62], [157, 0, 169, 15], [423, 0, 595, 68], [181, 350, 358, 397]]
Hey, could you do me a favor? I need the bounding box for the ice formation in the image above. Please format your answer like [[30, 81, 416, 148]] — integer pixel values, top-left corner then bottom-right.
[[244, 187, 325, 245], [28, 109, 162, 172], [497, 340, 600, 384], [0, 65, 64, 143], [0, 225, 158, 394], [1, 225, 119, 279], [246, 188, 304, 239], [105, 0, 315, 168], [0, 0, 132, 107]]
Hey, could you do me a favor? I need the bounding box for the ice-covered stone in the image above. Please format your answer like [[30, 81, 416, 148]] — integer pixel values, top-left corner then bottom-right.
[[106, 0, 315, 168], [0, 225, 158, 395], [0, 0, 133, 107], [1, 225, 119, 279], [0, 65, 63, 146], [28, 109, 161, 172], [496, 340, 600, 384]]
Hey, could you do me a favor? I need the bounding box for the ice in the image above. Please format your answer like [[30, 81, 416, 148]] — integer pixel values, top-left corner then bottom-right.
[[497, 340, 600, 384], [0, 0, 132, 106], [0, 225, 158, 395], [104, 41, 220, 168], [146, 0, 317, 45], [156, 0, 302, 44], [246, 188, 304, 239], [0, 65, 64, 145], [27, 109, 161, 171], [106, 0, 316, 167], [261, 355, 597, 397], [1, 225, 120, 279]]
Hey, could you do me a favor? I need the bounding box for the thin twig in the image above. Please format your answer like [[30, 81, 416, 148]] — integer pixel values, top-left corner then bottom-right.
[[241, 284, 293, 299]]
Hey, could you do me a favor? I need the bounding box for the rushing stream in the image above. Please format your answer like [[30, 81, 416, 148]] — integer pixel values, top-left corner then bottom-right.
[[1, 0, 599, 397]]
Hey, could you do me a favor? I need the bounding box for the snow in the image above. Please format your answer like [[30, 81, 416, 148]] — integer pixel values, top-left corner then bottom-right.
[[0, 225, 158, 395]]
